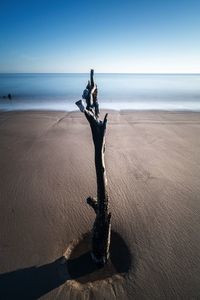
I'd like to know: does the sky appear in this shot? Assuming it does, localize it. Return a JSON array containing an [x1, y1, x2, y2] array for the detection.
[[0, 0, 200, 73]]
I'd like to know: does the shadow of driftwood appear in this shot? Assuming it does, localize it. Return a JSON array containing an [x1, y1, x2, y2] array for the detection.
[[0, 256, 68, 299], [0, 254, 96, 300], [0, 232, 132, 299]]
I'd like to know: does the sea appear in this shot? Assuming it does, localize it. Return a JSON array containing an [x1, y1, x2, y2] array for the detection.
[[0, 73, 200, 111]]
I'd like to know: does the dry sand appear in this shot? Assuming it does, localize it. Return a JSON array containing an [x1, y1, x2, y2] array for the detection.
[[0, 110, 200, 299]]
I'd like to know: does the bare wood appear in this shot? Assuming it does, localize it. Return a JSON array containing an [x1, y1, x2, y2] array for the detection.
[[75, 69, 111, 267]]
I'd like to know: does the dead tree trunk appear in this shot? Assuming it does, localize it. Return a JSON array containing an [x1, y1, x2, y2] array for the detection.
[[75, 70, 111, 267]]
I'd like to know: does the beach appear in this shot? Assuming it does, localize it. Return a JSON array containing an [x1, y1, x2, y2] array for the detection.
[[0, 110, 200, 299]]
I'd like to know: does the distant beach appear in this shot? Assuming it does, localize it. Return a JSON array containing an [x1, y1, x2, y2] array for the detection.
[[0, 73, 200, 111], [0, 110, 200, 299]]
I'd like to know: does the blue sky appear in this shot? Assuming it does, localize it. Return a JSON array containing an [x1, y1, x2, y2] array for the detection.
[[0, 0, 200, 73]]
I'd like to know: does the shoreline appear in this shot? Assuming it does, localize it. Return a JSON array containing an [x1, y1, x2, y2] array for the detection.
[[1, 108, 200, 113]]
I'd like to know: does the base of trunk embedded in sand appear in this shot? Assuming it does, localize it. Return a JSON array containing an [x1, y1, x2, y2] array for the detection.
[[62, 231, 131, 291]]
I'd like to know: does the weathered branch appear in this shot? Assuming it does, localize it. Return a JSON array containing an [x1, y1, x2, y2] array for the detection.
[[76, 69, 111, 267]]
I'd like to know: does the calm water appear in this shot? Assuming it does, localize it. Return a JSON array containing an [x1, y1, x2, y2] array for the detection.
[[0, 73, 200, 111]]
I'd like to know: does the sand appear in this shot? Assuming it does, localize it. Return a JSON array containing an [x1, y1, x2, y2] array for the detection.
[[0, 110, 200, 299]]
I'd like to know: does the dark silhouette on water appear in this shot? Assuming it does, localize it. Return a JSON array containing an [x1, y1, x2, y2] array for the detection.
[[2, 94, 12, 100], [0, 232, 132, 299]]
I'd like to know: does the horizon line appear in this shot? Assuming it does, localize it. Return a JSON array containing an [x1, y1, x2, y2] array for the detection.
[[1, 72, 200, 75]]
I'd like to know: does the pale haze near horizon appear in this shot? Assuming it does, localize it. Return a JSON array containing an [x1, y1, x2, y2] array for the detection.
[[0, 0, 200, 74]]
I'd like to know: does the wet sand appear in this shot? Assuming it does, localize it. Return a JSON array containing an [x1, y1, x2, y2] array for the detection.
[[0, 110, 200, 299]]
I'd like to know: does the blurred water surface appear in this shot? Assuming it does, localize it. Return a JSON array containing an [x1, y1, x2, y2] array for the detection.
[[0, 73, 200, 111]]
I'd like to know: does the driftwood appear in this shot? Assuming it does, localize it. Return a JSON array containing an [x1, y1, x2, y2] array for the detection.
[[76, 70, 111, 267]]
